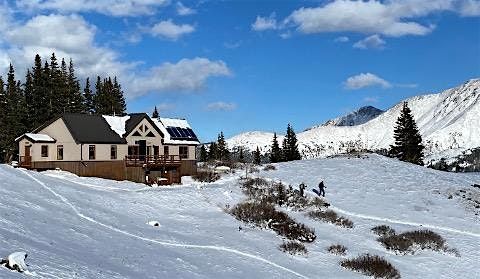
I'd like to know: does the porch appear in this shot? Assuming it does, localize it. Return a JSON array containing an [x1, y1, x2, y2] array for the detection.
[[124, 155, 182, 168]]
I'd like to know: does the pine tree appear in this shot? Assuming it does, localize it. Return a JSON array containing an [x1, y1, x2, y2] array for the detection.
[[254, 147, 261, 165], [112, 77, 127, 116], [239, 147, 245, 163], [0, 76, 6, 161], [270, 132, 282, 163], [94, 76, 105, 114], [208, 142, 218, 161], [199, 145, 208, 162], [217, 132, 230, 161], [83, 78, 95, 114], [280, 124, 301, 161], [23, 70, 34, 130], [389, 102, 424, 165], [31, 54, 49, 128], [49, 53, 62, 116], [67, 58, 84, 113], [152, 106, 159, 118]]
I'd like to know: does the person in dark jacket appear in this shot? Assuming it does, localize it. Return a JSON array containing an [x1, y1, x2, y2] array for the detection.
[[318, 181, 326, 197]]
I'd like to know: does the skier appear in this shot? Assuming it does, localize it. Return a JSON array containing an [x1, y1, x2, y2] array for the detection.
[[318, 181, 326, 197]]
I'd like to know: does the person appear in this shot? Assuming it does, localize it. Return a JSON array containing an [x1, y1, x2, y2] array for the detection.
[[318, 181, 326, 197]]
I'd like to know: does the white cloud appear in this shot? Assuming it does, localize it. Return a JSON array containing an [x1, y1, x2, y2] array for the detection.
[[363, 96, 379, 103], [344, 73, 392, 90], [0, 14, 231, 99], [150, 20, 195, 40], [176, 2, 196, 16], [129, 58, 231, 97], [283, 0, 461, 37], [15, 0, 170, 17], [334, 36, 349, 43], [459, 0, 480, 16], [251, 13, 277, 31], [353, 34, 386, 49], [206, 101, 237, 111]]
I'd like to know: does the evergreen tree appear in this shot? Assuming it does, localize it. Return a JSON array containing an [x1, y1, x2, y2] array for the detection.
[[0, 76, 6, 161], [281, 124, 301, 161], [152, 106, 159, 118], [270, 132, 282, 163], [112, 77, 126, 116], [216, 132, 230, 161], [239, 147, 245, 163], [23, 70, 34, 130], [31, 54, 49, 128], [208, 142, 218, 161], [389, 102, 424, 165], [94, 76, 106, 114], [48, 53, 62, 116], [83, 77, 95, 114], [253, 147, 261, 165], [67, 58, 84, 113], [199, 145, 208, 162]]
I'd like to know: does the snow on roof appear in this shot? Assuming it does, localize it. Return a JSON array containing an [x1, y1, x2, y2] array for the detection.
[[103, 115, 131, 137], [16, 133, 55, 142], [159, 117, 191, 129]]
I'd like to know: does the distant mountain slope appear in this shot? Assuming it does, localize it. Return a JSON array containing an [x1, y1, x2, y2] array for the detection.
[[307, 106, 384, 129], [227, 79, 480, 166]]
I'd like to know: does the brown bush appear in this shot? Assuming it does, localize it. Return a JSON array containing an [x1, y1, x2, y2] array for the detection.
[[280, 241, 307, 255], [327, 244, 347, 256], [372, 225, 396, 237], [378, 229, 446, 254], [230, 201, 316, 242], [308, 210, 354, 228], [192, 170, 220, 182], [341, 254, 401, 279], [263, 164, 277, 171]]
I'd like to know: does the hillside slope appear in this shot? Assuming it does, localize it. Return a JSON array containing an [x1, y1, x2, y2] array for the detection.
[[307, 106, 384, 129], [1, 156, 480, 278], [227, 79, 480, 165]]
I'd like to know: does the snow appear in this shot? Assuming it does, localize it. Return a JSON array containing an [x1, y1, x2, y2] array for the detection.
[[227, 79, 480, 164], [309, 106, 384, 128], [159, 117, 191, 129], [1, 155, 479, 278], [103, 115, 131, 137], [6, 252, 28, 272], [151, 118, 200, 145], [15, 133, 55, 142]]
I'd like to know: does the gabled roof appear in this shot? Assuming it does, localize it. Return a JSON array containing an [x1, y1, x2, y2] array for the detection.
[[124, 113, 164, 138], [62, 114, 127, 144], [15, 133, 56, 143]]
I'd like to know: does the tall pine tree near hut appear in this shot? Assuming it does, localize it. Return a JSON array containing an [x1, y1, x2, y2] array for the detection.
[[281, 124, 301, 161], [389, 102, 424, 165], [216, 132, 230, 161], [270, 132, 282, 163]]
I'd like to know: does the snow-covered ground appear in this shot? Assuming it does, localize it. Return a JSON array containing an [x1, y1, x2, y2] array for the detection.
[[1, 155, 480, 278], [227, 79, 480, 164]]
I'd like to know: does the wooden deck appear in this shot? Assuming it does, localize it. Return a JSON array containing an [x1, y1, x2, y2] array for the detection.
[[125, 155, 182, 168]]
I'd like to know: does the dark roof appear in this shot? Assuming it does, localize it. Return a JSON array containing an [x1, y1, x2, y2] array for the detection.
[[125, 113, 164, 138], [61, 114, 127, 144]]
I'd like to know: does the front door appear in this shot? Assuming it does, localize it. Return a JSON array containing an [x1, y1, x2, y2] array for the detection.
[[139, 140, 147, 160], [24, 145, 31, 167]]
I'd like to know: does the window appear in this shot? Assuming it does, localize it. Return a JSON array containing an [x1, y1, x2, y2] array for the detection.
[[179, 146, 188, 159], [164, 146, 169, 157], [111, 145, 117, 160], [128, 145, 139, 156], [153, 146, 159, 156], [57, 145, 64, 160], [41, 145, 48, 157], [89, 145, 96, 160]]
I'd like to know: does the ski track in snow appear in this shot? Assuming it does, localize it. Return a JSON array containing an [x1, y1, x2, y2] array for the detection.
[[329, 205, 480, 238], [20, 170, 309, 279]]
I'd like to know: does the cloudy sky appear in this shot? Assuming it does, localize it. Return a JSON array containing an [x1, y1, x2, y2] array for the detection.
[[0, 0, 479, 141]]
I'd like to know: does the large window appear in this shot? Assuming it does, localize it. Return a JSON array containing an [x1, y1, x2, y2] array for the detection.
[[111, 145, 117, 160], [57, 145, 63, 160], [179, 146, 188, 159], [89, 145, 96, 160], [41, 145, 48, 157]]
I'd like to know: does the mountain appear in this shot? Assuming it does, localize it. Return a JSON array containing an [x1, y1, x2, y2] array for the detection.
[[226, 79, 480, 168], [307, 106, 384, 129]]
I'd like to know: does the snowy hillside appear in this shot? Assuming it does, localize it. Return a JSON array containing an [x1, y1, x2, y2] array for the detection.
[[227, 79, 480, 165], [307, 106, 384, 129], [1, 155, 480, 278]]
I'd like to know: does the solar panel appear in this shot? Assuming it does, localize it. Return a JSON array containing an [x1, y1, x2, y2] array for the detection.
[[166, 126, 198, 141], [177, 128, 187, 138]]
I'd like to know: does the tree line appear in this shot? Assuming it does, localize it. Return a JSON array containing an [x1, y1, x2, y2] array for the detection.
[[199, 103, 424, 167], [0, 53, 127, 162]]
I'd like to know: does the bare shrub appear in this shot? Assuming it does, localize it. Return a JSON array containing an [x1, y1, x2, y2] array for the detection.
[[341, 254, 401, 279], [230, 201, 316, 242], [378, 229, 447, 254], [263, 164, 276, 171], [327, 244, 347, 256], [249, 167, 260, 173], [308, 210, 354, 228], [280, 241, 307, 255], [192, 170, 220, 183], [372, 225, 396, 237]]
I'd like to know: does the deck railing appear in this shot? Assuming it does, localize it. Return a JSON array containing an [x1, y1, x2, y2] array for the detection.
[[125, 155, 182, 167]]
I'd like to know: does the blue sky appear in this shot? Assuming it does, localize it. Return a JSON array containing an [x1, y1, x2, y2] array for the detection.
[[0, 0, 479, 142]]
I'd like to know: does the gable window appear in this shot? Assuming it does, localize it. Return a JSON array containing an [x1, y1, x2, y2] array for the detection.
[[179, 146, 188, 159], [89, 145, 96, 160], [41, 145, 48, 157], [57, 145, 64, 160], [111, 145, 117, 160]]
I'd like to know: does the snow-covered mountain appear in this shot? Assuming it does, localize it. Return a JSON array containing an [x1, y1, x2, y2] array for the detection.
[[227, 79, 480, 166], [307, 106, 384, 129]]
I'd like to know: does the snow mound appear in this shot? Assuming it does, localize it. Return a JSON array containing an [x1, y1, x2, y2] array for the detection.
[[147, 221, 161, 227], [2, 252, 28, 272]]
